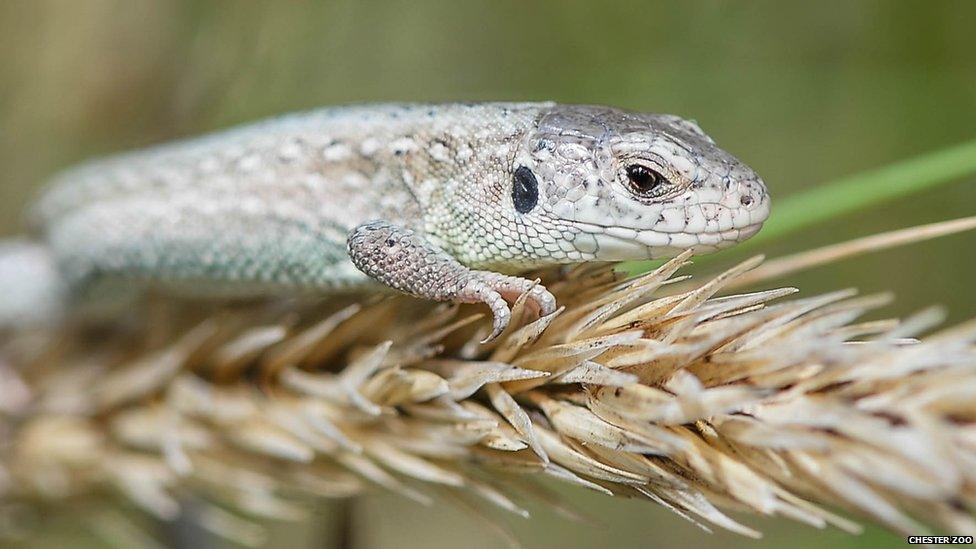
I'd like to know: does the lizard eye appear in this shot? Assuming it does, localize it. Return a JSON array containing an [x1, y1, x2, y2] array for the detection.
[[625, 164, 669, 197]]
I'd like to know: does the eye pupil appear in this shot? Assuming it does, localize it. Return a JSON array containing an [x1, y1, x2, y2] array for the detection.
[[626, 165, 663, 192]]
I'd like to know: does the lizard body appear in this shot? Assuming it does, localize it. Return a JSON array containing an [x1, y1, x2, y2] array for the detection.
[[25, 102, 770, 338]]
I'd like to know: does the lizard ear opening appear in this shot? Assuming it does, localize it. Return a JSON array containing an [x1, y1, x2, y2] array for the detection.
[[512, 166, 539, 213]]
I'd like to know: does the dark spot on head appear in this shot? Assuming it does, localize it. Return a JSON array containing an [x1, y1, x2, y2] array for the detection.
[[386, 239, 396, 247], [532, 139, 554, 153], [512, 166, 539, 214], [740, 195, 754, 207]]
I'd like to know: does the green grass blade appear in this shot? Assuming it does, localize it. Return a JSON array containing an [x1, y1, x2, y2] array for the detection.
[[744, 137, 976, 249]]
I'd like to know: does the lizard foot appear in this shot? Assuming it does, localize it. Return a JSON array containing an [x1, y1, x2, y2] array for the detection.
[[460, 272, 557, 343], [347, 221, 555, 343]]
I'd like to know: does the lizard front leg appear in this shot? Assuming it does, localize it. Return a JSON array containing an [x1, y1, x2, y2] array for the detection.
[[347, 220, 556, 342]]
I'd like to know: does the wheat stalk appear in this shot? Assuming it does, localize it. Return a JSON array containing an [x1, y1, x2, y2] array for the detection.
[[1, 222, 975, 547]]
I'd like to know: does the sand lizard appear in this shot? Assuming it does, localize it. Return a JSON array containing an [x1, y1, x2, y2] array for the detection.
[[8, 103, 770, 339]]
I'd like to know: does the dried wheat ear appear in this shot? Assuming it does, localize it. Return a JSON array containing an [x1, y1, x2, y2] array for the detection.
[[2, 249, 975, 546]]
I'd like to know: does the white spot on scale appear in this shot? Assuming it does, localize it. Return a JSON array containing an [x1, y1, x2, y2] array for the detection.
[[322, 144, 351, 162], [341, 172, 369, 187], [417, 178, 439, 199], [390, 137, 417, 155], [278, 141, 302, 162], [300, 173, 329, 191], [429, 142, 450, 163], [360, 138, 381, 156], [493, 143, 511, 160]]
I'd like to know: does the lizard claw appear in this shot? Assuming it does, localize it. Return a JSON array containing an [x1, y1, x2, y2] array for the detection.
[[461, 273, 557, 343]]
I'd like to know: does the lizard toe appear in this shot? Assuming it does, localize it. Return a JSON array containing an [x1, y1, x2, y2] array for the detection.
[[473, 271, 558, 318], [480, 290, 511, 343], [460, 278, 512, 343], [526, 284, 557, 317]]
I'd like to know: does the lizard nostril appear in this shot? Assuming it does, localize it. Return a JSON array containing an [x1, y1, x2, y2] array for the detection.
[[740, 195, 754, 207]]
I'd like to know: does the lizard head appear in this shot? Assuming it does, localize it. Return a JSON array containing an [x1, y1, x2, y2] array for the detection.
[[503, 104, 770, 264]]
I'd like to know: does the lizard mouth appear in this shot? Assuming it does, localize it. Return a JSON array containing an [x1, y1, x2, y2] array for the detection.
[[563, 192, 770, 261], [570, 217, 766, 261]]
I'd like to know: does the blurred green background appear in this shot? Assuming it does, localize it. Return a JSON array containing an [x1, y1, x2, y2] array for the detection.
[[1, 1, 974, 548]]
